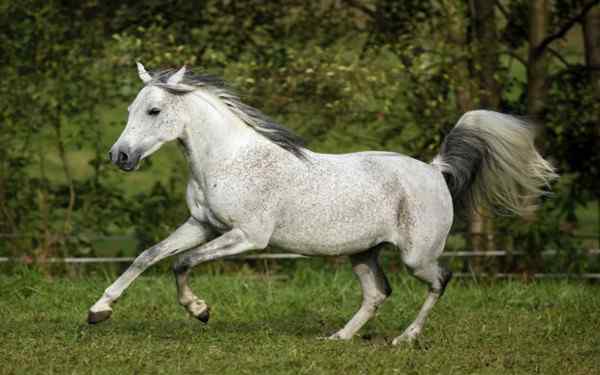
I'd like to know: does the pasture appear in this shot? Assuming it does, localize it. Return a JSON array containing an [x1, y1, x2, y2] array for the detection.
[[1, 263, 599, 374]]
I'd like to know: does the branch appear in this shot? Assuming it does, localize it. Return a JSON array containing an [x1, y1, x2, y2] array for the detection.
[[496, 0, 576, 69], [494, 0, 511, 21], [499, 50, 528, 67], [547, 47, 572, 67], [340, 0, 375, 18], [536, 1, 599, 55], [548, 64, 600, 80]]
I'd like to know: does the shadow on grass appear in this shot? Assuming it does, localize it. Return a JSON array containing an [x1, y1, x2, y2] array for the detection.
[[7, 308, 365, 342]]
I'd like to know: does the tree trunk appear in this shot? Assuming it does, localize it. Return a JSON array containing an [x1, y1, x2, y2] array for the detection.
[[472, 0, 501, 109], [522, 0, 551, 231], [527, 0, 551, 127], [582, 4, 600, 243], [583, 4, 600, 92], [447, 1, 489, 270], [52, 109, 76, 237], [36, 152, 53, 273], [447, 2, 477, 111], [471, 0, 501, 259]]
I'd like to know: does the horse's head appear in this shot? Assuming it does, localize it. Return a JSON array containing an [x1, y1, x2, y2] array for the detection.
[[110, 63, 306, 171], [109, 63, 192, 171]]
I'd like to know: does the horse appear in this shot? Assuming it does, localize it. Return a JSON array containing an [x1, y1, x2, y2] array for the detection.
[[88, 63, 556, 344]]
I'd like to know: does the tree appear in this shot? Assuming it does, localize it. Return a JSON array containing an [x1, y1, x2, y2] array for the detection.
[[0, 0, 123, 260], [582, 3, 600, 239]]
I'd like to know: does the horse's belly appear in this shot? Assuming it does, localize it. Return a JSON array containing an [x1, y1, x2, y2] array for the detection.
[[269, 197, 397, 256], [269, 226, 384, 256]]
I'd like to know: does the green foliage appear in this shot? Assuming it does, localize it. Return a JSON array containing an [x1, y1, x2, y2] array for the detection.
[[0, 0, 597, 271], [546, 68, 599, 197], [0, 0, 127, 259], [130, 179, 189, 251]]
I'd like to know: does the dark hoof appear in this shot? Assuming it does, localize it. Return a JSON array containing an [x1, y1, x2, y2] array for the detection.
[[196, 308, 210, 323], [88, 310, 112, 324]]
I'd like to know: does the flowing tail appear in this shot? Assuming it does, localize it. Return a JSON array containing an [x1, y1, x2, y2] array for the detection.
[[432, 110, 558, 216]]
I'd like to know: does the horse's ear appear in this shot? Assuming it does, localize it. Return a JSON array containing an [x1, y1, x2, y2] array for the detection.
[[167, 66, 186, 85], [136, 62, 152, 84]]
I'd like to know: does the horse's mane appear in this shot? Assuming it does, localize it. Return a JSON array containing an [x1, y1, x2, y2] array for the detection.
[[149, 69, 306, 160]]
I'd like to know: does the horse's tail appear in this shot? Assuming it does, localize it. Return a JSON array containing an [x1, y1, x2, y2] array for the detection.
[[431, 110, 557, 216]]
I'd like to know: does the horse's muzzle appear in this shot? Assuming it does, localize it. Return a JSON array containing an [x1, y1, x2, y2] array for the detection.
[[109, 144, 141, 172]]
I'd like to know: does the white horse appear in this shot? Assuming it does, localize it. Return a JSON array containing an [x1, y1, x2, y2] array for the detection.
[[88, 63, 556, 344]]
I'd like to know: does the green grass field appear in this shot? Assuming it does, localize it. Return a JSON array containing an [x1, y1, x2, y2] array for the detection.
[[1, 264, 599, 374]]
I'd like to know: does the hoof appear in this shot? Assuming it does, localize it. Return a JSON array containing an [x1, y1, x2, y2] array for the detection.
[[392, 336, 412, 345], [326, 332, 352, 341], [186, 299, 210, 323], [392, 333, 419, 346], [196, 308, 210, 323], [87, 309, 112, 324]]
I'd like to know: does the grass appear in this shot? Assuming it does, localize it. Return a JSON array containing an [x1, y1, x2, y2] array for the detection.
[[1, 264, 599, 374]]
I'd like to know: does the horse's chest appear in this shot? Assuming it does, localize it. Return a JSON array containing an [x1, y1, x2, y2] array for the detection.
[[188, 197, 231, 232], [186, 181, 237, 232], [204, 208, 232, 232]]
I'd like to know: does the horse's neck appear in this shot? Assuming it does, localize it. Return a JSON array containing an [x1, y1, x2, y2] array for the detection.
[[179, 91, 260, 181]]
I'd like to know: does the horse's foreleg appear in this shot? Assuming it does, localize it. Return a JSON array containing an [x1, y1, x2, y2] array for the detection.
[[172, 228, 264, 321], [329, 247, 391, 340], [88, 218, 213, 324]]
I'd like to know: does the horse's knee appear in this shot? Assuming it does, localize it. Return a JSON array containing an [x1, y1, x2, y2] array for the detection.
[[132, 244, 163, 270]]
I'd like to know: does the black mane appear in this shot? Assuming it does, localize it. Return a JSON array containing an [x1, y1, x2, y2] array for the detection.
[[150, 69, 306, 159]]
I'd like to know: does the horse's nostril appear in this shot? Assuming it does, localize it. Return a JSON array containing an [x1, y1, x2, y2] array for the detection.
[[118, 151, 129, 163]]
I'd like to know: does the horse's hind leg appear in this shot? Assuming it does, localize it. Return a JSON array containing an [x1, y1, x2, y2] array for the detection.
[[329, 246, 391, 340], [392, 244, 452, 344]]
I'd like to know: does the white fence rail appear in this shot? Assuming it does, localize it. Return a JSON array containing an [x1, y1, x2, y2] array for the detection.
[[2, 250, 600, 279], [2, 249, 599, 263]]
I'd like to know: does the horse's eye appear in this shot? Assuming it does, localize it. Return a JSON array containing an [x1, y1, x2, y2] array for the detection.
[[147, 108, 161, 116]]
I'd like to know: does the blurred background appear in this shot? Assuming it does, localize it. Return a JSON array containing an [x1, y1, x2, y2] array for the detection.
[[0, 0, 598, 276]]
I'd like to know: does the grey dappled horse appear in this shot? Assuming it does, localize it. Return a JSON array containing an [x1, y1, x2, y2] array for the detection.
[[88, 63, 556, 344]]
